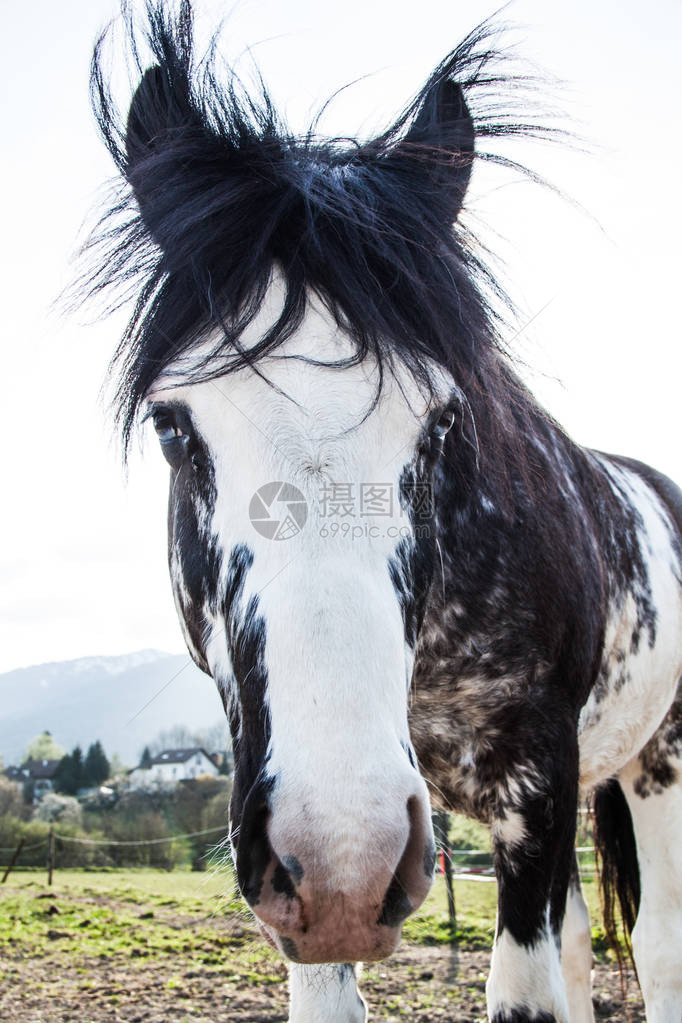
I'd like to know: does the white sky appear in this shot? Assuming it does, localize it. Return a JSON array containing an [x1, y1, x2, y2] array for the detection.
[[1, 0, 680, 673]]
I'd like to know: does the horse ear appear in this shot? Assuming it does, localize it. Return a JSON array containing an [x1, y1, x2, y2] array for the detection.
[[127, 66, 176, 169], [125, 65, 199, 241], [403, 77, 474, 222]]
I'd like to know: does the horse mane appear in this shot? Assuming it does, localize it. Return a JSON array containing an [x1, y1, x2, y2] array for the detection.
[[81, 0, 562, 494]]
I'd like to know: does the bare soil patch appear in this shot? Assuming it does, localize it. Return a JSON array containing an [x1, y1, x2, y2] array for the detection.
[[0, 914, 645, 1022]]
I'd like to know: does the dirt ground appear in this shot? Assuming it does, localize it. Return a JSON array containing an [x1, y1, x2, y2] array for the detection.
[[0, 925, 645, 1023]]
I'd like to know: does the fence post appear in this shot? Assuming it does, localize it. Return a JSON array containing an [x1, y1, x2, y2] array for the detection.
[[47, 826, 55, 887], [1, 837, 25, 884]]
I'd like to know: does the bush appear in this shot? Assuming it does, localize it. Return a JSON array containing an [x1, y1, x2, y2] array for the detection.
[[437, 813, 492, 870], [101, 807, 184, 870], [449, 814, 491, 852], [0, 814, 111, 869], [170, 777, 231, 870], [0, 815, 50, 867], [0, 777, 28, 820], [0, 775, 233, 873], [34, 793, 83, 828]]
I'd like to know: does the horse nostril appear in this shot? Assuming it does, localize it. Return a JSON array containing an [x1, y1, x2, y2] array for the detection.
[[236, 785, 273, 907], [378, 874, 413, 927], [378, 795, 434, 928]]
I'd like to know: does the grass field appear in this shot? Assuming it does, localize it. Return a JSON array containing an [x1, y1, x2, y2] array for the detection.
[[0, 865, 613, 959], [0, 867, 641, 1022]]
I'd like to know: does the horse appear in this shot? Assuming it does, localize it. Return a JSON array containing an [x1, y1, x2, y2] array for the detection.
[[83, 4, 682, 1021]]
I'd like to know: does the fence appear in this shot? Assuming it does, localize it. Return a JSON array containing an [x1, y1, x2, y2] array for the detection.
[[0, 824, 229, 879], [1, 826, 598, 886]]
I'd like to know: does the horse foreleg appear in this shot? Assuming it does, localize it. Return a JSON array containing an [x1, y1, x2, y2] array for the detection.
[[288, 962, 367, 1023], [560, 854, 594, 1023], [485, 751, 578, 1023]]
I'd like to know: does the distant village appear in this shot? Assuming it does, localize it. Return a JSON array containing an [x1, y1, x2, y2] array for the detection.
[[3, 732, 232, 802], [4, 730, 232, 805], [0, 729, 234, 870]]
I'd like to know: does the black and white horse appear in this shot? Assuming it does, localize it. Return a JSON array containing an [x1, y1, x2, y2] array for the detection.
[[85, 5, 682, 1021]]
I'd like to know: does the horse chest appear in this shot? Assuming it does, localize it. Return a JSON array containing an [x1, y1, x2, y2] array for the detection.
[[408, 625, 544, 820]]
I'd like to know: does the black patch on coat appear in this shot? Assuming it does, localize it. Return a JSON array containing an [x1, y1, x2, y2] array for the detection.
[[235, 779, 272, 907], [223, 545, 273, 842], [388, 432, 450, 650], [632, 680, 682, 798], [401, 741, 417, 769], [388, 535, 433, 651], [281, 855, 304, 885], [491, 1012, 556, 1023], [272, 863, 297, 899], [165, 409, 221, 672], [279, 937, 300, 962]]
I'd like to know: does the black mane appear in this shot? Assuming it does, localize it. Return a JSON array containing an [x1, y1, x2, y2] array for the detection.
[[83, 0, 560, 486]]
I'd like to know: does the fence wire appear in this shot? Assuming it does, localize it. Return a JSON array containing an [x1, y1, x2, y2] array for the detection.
[[0, 841, 48, 853], [53, 825, 227, 846], [1, 829, 598, 884]]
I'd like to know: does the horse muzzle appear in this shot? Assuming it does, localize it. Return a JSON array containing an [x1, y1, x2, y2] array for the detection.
[[234, 778, 435, 963]]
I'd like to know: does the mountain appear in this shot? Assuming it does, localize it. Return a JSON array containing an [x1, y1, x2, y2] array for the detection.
[[0, 650, 226, 767]]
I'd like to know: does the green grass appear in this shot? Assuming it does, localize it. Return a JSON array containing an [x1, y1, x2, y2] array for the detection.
[[0, 866, 610, 959], [0, 866, 630, 1022], [0, 868, 250, 964]]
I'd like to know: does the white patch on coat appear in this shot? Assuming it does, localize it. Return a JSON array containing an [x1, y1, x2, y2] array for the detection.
[[491, 810, 526, 848], [578, 457, 682, 791], [620, 756, 682, 1021], [487, 911, 569, 1023], [561, 879, 594, 1023], [289, 963, 366, 1023]]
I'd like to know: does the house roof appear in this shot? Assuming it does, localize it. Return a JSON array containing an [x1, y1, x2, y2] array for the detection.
[[5, 758, 61, 780], [146, 747, 212, 767]]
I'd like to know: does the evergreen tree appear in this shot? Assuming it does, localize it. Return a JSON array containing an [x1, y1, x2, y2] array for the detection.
[[53, 753, 75, 795], [71, 746, 84, 792], [140, 746, 153, 769], [53, 746, 85, 796], [84, 741, 110, 787]]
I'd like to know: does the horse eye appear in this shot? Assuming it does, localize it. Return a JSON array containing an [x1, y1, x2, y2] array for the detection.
[[153, 412, 185, 445], [433, 410, 455, 440]]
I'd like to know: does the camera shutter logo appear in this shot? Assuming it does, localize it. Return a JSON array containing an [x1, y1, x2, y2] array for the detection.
[[249, 482, 308, 540]]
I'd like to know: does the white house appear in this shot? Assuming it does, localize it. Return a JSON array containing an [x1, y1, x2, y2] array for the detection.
[[128, 747, 219, 790]]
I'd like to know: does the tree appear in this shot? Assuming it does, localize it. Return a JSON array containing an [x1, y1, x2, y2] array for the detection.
[[83, 741, 110, 787], [147, 723, 230, 759], [22, 731, 65, 764], [108, 753, 127, 778], [147, 726, 194, 756], [34, 793, 82, 828], [140, 746, 152, 769], [53, 746, 84, 796]]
